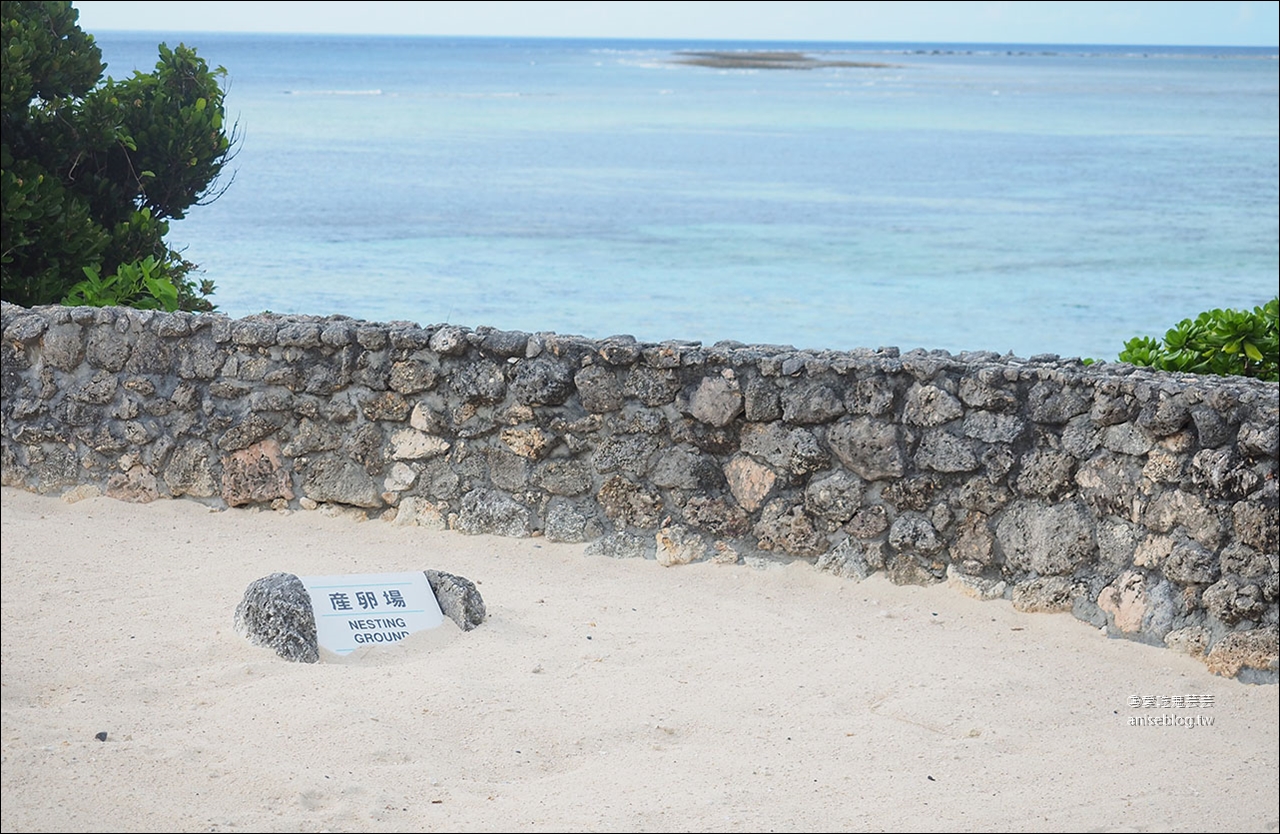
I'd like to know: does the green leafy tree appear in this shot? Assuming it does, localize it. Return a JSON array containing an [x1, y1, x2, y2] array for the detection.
[[1117, 298, 1279, 382], [1, 0, 234, 311]]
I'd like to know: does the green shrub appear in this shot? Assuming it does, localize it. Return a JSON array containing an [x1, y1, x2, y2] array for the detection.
[[1117, 298, 1279, 382], [61, 254, 179, 311], [1, 0, 233, 311]]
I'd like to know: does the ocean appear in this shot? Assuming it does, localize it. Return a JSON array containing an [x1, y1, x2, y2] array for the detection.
[[94, 34, 1278, 360]]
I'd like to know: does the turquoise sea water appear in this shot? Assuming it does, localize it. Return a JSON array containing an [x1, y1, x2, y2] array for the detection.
[[95, 34, 1278, 359]]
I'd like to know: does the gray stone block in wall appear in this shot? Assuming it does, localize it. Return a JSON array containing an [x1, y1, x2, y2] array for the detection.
[[689, 375, 744, 427], [475, 327, 529, 357], [996, 501, 1097, 576], [754, 499, 828, 556], [592, 433, 661, 477], [903, 383, 964, 426], [235, 569, 487, 662], [544, 499, 605, 542], [888, 511, 945, 555], [739, 423, 828, 477], [511, 357, 576, 405], [916, 429, 979, 473], [1138, 396, 1191, 436], [299, 454, 383, 508], [1238, 417, 1279, 458], [455, 488, 534, 537], [574, 364, 625, 413], [804, 470, 865, 523], [815, 537, 876, 580], [585, 530, 653, 560], [780, 381, 846, 425], [2, 310, 49, 343], [827, 417, 905, 481]]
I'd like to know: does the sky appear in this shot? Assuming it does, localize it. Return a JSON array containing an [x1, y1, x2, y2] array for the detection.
[[73, 1, 1280, 46]]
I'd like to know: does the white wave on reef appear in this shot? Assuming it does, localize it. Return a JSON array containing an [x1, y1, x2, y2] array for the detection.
[[284, 89, 383, 95], [436, 92, 524, 98]]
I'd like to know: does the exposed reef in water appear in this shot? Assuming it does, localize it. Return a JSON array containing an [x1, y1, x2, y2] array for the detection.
[[672, 50, 896, 70]]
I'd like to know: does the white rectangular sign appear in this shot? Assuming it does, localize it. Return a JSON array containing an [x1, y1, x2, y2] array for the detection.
[[298, 572, 445, 656]]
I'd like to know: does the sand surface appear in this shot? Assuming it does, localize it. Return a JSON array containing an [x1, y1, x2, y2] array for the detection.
[[2, 486, 1277, 832]]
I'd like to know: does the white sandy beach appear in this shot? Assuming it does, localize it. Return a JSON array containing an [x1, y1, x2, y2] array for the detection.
[[2, 485, 1277, 832]]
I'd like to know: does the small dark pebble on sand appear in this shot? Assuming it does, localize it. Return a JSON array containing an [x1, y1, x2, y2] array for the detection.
[[95, 732, 108, 742]]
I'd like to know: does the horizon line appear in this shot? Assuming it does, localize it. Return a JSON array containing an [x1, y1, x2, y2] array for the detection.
[[88, 30, 1280, 50]]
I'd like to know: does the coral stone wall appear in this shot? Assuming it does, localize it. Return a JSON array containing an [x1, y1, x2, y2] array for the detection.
[[2, 302, 1276, 680]]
